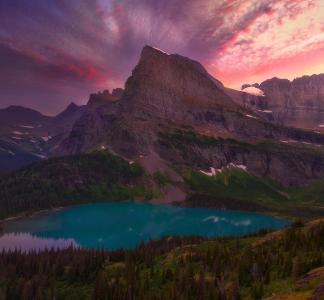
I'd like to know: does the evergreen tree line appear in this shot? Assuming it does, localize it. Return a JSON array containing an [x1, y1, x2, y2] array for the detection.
[[0, 223, 323, 299], [0, 151, 147, 219]]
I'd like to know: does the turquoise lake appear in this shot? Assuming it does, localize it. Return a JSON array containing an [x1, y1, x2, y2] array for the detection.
[[0, 202, 288, 251]]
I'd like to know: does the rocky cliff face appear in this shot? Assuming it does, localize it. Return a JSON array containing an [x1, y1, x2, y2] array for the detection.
[[87, 89, 123, 108], [57, 46, 324, 187], [241, 74, 324, 129], [123, 46, 237, 118], [157, 129, 324, 187]]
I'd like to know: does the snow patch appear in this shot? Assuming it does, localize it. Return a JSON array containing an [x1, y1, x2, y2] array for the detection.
[[152, 47, 169, 55], [229, 163, 247, 171], [281, 140, 318, 146], [258, 109, 273, 113], [19, 125, 34, 129], [7, 149, 15, 156], [200, 167, 217, 176], [11, 136, 22, 140], [129, 160, 134, 165], [319, 125, 324, 128], [32, 153, 46, 159], [242, 86, 265, 97], [200, 163, 247, 176], [280, 139, 301, 144], [12, 131, 24, 135], [0, 147, 15, 156], [41, 136, 52, 142], [245, 114, 258, 119]]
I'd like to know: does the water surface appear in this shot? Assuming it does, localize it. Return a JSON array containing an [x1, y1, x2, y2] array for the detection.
[[1, 202, 288, 251]]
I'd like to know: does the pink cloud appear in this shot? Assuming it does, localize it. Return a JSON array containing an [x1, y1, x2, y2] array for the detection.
[[1, 0, 323, 113]]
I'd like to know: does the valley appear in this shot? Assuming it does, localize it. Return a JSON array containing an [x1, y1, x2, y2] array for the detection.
[[0, 46, 323, 300], [2, 1, 324, 299]]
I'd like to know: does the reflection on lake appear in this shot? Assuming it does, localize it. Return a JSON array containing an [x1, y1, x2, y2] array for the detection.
[[0, 232, 77, 251]]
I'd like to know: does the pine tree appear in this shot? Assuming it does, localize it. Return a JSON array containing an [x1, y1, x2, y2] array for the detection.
[[93, 271, 108, 300], [291, 255, 302, 281]]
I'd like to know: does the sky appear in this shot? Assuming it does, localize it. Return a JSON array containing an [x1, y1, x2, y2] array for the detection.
[[0, 0, 323, 115]]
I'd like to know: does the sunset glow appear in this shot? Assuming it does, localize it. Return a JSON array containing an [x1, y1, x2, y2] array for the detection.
[[0, 0, 323, 114]]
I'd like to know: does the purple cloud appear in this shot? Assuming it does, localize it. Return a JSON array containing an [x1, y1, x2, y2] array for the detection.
[[0, 0, 322, 114]]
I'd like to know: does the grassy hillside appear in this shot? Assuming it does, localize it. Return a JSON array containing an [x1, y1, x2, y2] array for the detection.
[[1, 220, 324, 299], [0, 147, 323, 220], [184, 169, 289, 210], [0, 150, 153, 219], [290, 179, 324, 204], [159, 128, 324, 158], [156, 128, 324, 217], [184, 168, 324, 218]]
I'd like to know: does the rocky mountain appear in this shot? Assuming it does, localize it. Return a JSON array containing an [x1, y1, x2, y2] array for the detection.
[[58, 46, 324, 188], [0, 139, 40, 173], [2, 45, 324, 191], [1, 45, 324, 215], [87, 89, 123, 108], [50, 102, 84, 132], [239, 74, 324, 130], [0, 102, 85, 172]]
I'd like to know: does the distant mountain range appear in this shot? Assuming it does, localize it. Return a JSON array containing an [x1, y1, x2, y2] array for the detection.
[[1, 46, 324, 215], [239, 74, 324, 130], [0, 102, 85, 172]]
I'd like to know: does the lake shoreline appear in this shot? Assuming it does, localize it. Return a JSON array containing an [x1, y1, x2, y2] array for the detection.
[[0, 202, 289, 251], [0, 198, 294, 228], [0, 206, 64, 226]]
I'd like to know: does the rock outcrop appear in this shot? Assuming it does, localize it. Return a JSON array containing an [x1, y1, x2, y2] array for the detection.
[[157, 129, 324, 187], [87, 89, 122, 108], [240, 74, 324, 129]]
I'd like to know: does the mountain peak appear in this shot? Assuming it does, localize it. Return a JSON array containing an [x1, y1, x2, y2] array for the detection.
[[140, 45, 169, 59], [54, 102, 83, 121], [56, 102, 79, 115], [5, 105, 42, 114], [67, 102, 78, 109], [122, 45, 237, 119], [137, 45, 224, 90], [0, 105, 49, 126]]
